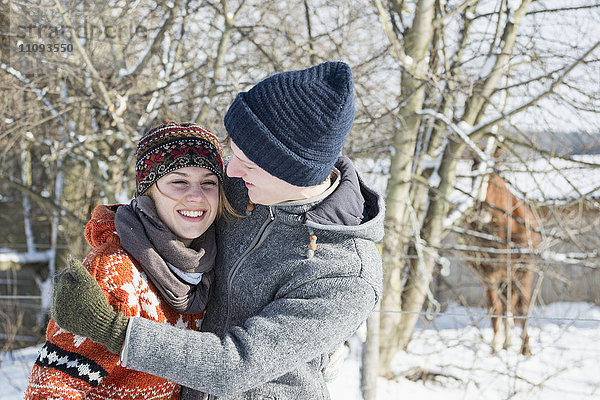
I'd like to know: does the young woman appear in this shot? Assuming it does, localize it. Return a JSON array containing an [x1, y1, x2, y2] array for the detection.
[[25, 122, 235, 400]]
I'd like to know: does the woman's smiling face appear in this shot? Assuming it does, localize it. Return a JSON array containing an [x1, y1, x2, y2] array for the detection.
[[148, 166, 220, 246]]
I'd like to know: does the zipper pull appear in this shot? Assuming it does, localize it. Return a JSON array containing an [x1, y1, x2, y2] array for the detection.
[[269, 206, 275, 221]]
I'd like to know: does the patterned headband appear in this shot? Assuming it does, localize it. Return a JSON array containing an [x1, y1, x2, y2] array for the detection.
[[135, 122, 224, 196]]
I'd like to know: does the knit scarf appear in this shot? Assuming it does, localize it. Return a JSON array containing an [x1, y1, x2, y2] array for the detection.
[[114, 196, 215, 314]]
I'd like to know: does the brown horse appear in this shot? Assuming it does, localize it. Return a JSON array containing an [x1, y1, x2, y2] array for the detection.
[[468, 164, 540, 356]]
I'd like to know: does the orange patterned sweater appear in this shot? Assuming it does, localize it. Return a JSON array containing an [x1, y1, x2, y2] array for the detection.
[[25, 205, 206, 400]]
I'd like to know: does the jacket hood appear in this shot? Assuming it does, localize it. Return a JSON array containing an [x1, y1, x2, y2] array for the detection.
[[276, 156, 385, 242], [85, 204, 122, 249]]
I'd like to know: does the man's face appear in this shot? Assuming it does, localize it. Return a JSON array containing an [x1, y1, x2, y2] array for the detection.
[[226, 141, 306, 205]]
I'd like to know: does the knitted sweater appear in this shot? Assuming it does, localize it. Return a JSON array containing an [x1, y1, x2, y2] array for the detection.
[[121, 156, 384, 399], [25, 205, 206, 400]]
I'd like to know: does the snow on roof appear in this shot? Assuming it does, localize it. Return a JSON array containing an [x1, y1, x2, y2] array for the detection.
[[357, 155, 600, 206], [499, 155, 600, 203]]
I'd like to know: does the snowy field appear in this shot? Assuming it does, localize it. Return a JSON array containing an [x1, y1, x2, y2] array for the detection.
[[2, 302, 599, 399]]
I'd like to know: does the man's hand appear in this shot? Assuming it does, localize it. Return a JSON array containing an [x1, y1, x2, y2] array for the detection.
[[52, 258, 129, 354]]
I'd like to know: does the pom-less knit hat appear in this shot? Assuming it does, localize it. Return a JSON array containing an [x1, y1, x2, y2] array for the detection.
[[224, 61, 355, 187], [135, 122, 224, 196]]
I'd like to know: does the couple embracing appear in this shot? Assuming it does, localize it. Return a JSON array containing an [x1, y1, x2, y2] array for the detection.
[[26, 61, 384, 400]]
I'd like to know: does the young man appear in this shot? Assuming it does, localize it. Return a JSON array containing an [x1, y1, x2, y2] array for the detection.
[[52, 61, 384, 400]]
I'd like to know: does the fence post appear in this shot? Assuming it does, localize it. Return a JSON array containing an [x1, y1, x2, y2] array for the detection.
[[361, 306, 379, 400]]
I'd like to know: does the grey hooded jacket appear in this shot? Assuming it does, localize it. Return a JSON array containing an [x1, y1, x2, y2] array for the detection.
[[121, 156, 384, 399]]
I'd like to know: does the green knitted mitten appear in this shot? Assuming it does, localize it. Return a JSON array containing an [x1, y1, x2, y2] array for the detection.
[[52, 258, 129, 354]]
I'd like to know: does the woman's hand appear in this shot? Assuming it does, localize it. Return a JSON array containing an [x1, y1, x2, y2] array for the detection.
[[52, 258, 129, 354]]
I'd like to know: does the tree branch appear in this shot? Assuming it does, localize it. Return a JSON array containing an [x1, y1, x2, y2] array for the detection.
[[52, 0, 135, 140], [470, 40, 600, 136], [0, 173, 86, 225]]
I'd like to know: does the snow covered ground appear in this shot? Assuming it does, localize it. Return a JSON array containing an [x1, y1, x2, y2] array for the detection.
[[2, 302, 599, 399]]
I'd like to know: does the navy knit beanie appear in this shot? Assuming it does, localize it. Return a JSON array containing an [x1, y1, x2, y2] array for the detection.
[[224, 61, 355, 187]]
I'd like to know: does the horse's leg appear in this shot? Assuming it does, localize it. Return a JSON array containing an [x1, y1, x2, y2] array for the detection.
[[517, 268, 534, 356], [501, 269, 520, 350], [503, 309, 514, 350], [485, 280, 504, 353], [502, 284, 516, 351]]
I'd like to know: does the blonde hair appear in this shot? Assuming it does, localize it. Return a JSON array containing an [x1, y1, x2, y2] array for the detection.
[[218, 184, 244, 220]]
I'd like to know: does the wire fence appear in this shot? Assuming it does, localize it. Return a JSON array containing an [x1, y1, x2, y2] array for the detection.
[[373, 309, 600, 323], [1, 293, 599, 323]]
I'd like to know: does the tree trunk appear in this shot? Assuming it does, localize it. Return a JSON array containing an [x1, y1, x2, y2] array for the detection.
[[378, 0, 436, 376], [395, 151, 456, 348], [20, 139, 35, 254], [390, 0, 536, 358], [194, 0, 235, 124]]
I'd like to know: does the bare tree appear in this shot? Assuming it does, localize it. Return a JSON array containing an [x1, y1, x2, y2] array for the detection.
[[372, 0, 600, 378]]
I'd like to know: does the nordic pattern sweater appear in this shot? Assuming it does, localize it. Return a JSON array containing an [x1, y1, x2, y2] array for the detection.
[[25, 205, 206, 400], [120, 157, 385, 399]]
